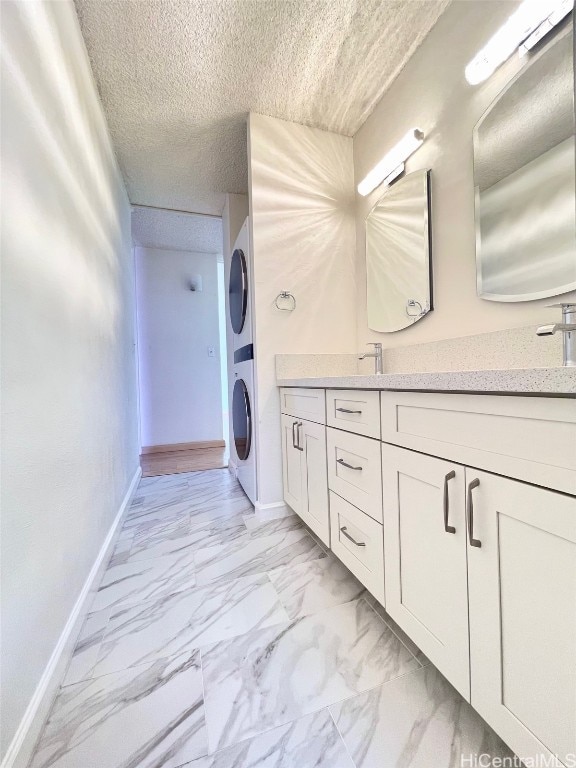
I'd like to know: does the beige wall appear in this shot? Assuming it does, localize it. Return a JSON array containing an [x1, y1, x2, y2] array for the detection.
[[354, 0, 576, 350], [1, 1, 139, 761], [135, 247, 223, 447], [248, 113, 357, 506]]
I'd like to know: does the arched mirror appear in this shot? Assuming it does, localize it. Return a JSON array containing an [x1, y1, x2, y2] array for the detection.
[[473, 26, 576, 301], [366, 169, 433, 333]]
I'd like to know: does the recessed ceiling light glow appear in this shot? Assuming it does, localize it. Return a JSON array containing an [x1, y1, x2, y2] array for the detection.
[[357, 129, 424, 197], [465, 0, 574, 85]]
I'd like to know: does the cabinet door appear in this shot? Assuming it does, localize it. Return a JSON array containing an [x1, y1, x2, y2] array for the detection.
[[281, 413, 303, 516], [382, 443, 470, 699], [467, 470, 576, 766], [300, 420, 329, 546]]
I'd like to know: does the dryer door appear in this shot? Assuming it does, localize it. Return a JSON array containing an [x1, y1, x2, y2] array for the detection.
[[229, 248, 248, 334], [232, 378, 252, 461]]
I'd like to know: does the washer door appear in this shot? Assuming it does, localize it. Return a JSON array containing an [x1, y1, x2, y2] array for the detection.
[[232, 378, 252, 461], [229, 248, 248, 335]]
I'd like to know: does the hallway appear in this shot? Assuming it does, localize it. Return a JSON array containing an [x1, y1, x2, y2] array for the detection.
[[29, 470, 510, 768]]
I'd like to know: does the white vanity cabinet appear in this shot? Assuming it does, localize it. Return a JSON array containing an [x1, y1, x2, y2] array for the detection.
[[467, 470, 576, 766], [380, 392, 576, 765], [280, 391, 329, 546], [279, 382, 576, 766]]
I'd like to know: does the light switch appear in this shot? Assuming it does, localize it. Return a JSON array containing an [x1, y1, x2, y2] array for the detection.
[[207, 346, 216, 358]]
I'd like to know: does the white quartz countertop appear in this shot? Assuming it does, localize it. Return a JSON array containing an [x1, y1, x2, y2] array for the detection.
[[277, 367, 576, 395]]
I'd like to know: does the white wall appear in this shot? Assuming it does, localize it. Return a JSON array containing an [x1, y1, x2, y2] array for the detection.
[[248, 113, 357, 506], [0, 1, 139, 761], [135, 247, 224, 447], [354, 1, 576, 349], [221, 194, 249, 463]]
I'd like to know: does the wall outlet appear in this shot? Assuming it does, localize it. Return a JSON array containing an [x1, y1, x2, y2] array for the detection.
[[207, 346, 216, 358]]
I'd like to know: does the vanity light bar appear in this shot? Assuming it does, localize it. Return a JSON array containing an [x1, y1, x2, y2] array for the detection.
[[519, 0, 574, 54], [465, 0, 574, 85], [382, 162, 405, 188], [357, 130, 424, 197]]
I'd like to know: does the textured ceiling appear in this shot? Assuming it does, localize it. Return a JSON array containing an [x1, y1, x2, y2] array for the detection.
[[131, 207, 223, 253], [76, 0, 449, 217]]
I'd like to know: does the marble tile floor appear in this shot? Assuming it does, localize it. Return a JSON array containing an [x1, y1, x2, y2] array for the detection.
[[29, 468, 513, 768]]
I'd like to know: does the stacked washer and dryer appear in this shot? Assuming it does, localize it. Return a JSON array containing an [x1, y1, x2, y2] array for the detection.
[[228, 219, 257, 504]]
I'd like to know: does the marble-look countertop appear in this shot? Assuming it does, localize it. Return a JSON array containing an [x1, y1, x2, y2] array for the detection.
[[277, 367, 576, 395]]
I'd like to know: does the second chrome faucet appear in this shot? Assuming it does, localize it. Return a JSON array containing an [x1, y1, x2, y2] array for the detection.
[[358, 342, 383, 374]]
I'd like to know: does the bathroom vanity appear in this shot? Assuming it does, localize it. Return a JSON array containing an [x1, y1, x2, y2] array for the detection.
[[279, 376, 576, 766], [276, 15, 576, 766]]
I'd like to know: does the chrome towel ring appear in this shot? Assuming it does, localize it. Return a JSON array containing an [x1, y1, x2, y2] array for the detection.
[[274, 291, 296, 311]]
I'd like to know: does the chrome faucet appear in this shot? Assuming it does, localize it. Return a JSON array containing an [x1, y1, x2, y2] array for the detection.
[[358, 342, 383, 374], [536, 303, 576, 367]]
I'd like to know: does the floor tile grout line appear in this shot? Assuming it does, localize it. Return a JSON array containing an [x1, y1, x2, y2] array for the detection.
[[199, 661, 429, 763], [82, 560, 366, 685], [359, 596, 424, 668], [334, 663, 428, 709], [328, 708, 360, 768], [62, 578, 294, 690], [325, 666, 434, 767], [197, 646, 210, 760]]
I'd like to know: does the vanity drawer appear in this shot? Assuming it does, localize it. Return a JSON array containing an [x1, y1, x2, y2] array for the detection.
[[381, 391, 576, 495], [326, 389, 380, 438], [280, 387, 326, 425], [327, 427, 383, 522], [330, 492, 385, 604]]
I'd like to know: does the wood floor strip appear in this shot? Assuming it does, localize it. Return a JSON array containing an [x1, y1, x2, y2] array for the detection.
[[140, 446, 228, 477], [141, 440, 226, 455]]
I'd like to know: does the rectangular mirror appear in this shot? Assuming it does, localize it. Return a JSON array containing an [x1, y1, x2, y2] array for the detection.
[[366, 169, 432, 333], [473, 25, 576, 302]]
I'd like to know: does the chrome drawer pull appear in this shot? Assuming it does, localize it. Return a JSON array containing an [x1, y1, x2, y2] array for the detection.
[[337, 458, 362, 471], [443, 470, 456, 534], [336, 407, 362, 414], [467, 478, 481, 548], [340, 526, 366, 547]]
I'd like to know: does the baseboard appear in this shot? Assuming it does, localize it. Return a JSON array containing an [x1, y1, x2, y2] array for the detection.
[[141, 440, 225, 455], [253, 500, 295, 521], [1, 466, 142, 768]]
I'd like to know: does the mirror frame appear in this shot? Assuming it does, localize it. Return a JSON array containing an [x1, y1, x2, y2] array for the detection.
[[365, 169, 433, 333]]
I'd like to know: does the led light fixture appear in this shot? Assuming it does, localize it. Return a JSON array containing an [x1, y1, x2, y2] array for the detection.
[[465, 0, 574, 85], [357, 129, 424, 197]]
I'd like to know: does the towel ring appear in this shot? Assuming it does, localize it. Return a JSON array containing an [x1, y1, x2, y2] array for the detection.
[[274, 291, 296, 311], [405, 298, 428, 322]]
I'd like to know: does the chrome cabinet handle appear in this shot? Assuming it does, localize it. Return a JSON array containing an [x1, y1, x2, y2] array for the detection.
[[296, 422, 304, 451], [443, 470, 456, 534], [340, 526, 366, 547], [292, 421, 298, 449], [337, 458, 362, 471], [467, 478, 481, 548], [336, 407, 362, 414]]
